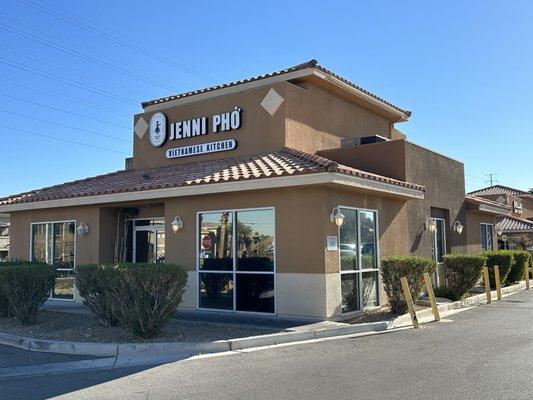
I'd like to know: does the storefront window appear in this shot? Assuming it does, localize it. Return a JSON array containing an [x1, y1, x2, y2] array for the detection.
[[198, 208, 275, 313], [481, 223, 494, 251], [236, 209, 274, 271], [31, 221, 75, 300], [339, 208, 379, 313]]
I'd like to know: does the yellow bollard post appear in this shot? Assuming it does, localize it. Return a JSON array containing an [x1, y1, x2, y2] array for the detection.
[[400, 277, 419, 328], [423, 272, 440, 321], [483, 266, 492, 304], [494, 265, 502, 300], [524, 262, 530, 290]]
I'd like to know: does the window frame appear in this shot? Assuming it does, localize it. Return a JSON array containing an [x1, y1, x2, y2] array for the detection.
[[195, 206, 276, 315], [480, 223, 494, 251], [337, 206, 381, 315], [29, 219, 77, 302]]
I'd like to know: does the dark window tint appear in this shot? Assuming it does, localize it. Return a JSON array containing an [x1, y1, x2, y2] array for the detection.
[[199, 273, 233, 310], [236, 273, 274, 313]]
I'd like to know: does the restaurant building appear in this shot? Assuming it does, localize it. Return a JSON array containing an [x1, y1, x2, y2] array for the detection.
[[0, 60, 510, 318]]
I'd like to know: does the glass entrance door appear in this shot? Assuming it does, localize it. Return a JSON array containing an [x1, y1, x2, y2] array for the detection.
[[131, 219, 165, 263]]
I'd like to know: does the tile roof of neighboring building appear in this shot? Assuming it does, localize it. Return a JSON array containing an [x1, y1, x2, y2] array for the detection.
[[0, 147, 425, 206], [141, 59, 411, 117], [497, 215, 533, 233], [468, 185, 528, 197], [465, 195, 511, 211]]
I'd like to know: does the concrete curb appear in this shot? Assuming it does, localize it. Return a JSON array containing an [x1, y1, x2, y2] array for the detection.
[[388, 280, 530, 328], [0, 320, 389, 363]]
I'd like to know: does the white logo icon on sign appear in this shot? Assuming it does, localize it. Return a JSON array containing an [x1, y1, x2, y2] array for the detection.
[[149, 112, 167, 147]]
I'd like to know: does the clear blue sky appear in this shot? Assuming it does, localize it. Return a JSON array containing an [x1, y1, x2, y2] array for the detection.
[[0, 0, 531, 198]]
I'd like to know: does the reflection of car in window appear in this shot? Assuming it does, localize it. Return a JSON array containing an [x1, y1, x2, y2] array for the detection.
[[361, 242, 374, 254], [340, 244, 357, 257]]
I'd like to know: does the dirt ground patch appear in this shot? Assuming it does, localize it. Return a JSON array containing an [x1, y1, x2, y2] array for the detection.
[[0, 310, 282, 343]]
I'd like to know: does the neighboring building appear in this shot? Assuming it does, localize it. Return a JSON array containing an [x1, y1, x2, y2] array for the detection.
[[0, 60, 508, 318], [469, 185, 533, 250], [0, 214, 9, 261]]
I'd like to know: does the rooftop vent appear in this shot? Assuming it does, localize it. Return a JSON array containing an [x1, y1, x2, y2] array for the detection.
[[341, 135, 389, 148]]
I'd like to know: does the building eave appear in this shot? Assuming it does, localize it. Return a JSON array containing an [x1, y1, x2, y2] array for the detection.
[[0, 172, 424, 213]]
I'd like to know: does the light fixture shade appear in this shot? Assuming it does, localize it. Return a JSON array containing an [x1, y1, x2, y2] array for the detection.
[[453, 220, 464, 235], [496, 228, 503, 237], [77, 222, 89, 236], [171, 216, 183, 233], [426, 218, 437, 233], [330, 207, 345, 227]]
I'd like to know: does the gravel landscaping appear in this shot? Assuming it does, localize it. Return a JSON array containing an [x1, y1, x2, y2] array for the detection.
[[0, 311, 283, 343]]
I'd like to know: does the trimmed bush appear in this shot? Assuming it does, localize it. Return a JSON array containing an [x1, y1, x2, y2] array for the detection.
[[80, 263, 188, 338], [0, 262, 14, 317], [442, 254, 486, 300], [506, 250, 531, 284], [480, 250, 514, 288], [381, 256, 436, 314], [0, 262, 56, 324], [75, 264, 119, 326]]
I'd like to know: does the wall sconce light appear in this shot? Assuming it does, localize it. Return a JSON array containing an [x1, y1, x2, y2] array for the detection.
[[171, 216, 183, 233], [330, 207, 345, 227], [77, 222, 89, 237], [426, 218, 437, 233], [453, 220, 464, 235], [496, 227, 503, 237]]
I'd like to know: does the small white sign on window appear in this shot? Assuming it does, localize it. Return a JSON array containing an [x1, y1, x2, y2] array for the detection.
[[326, 236, 338, 251]]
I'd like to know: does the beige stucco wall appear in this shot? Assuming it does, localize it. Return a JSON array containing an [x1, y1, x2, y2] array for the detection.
[[284, 82, 392, 154], [132, 80, 397, 171], [465, 211, 497, 254]]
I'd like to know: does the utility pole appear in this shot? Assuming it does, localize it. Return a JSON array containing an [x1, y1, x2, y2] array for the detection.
[[485, 173, 498, 186]]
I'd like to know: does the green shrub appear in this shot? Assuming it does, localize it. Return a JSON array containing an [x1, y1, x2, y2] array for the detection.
[[0, 262, 14, 317], [0, 262, 56, 324], [85, 263, 188, 338], [433, 285, 457, 301], [442, 254, 486, 300], [480, 250, 514, 288], [381, 256, 436, 314], [505, 250, 531, 284], [75, 264, 119, 327]]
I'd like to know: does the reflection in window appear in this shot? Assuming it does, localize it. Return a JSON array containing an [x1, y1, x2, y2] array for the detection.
[[199, 212, 233, 271], [199, 272, 233, 310], [339, 208, 379, 313], [339, 209, 357, 271], [341, 273, 359, 313], [359, 211, 376, 269], [236, 209, 274, 271], [53, 222, 75, 269], [198, 208, 276, 313], [481, 223, 494, 251], [362, 271, 379, 308], [31, 221, 75, 300]]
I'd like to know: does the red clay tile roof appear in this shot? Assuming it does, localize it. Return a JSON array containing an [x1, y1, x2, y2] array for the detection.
[[141, 60, 411, 117], [0, 147, 424, 206], [465, 195, 511, 211], [468, 185, 528, 197], [497, 215, 533, 233]]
